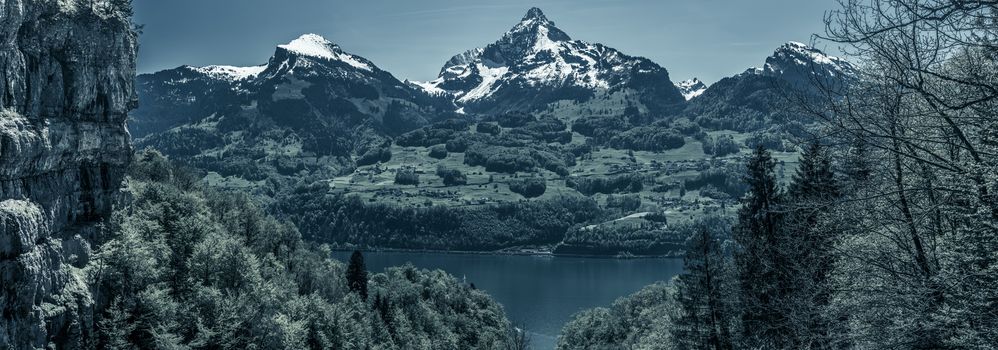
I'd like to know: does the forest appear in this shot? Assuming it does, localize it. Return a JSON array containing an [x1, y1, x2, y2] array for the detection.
[[272, 189, 606, 250], [87, 150, 527, 349], [558, 0, 998, 348]]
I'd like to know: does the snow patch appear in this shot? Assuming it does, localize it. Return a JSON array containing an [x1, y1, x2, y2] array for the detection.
[[458, 63, 509, 102], [410, 79, 447, 95], [193, 65, 267, 81], [279, 34, 372, 71]]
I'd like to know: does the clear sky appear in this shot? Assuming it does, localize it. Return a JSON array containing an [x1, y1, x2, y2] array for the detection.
[[133, 0, 842, 84]]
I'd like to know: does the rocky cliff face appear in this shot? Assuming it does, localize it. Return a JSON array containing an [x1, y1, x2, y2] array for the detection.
[[0, 0, 136, 348]]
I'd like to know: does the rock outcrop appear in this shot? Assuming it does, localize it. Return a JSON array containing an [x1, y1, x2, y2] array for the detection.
[[0, 0, 136, 348]]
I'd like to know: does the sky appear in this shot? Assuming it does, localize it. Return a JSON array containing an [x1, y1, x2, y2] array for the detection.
[[133, 0, 842, 84]]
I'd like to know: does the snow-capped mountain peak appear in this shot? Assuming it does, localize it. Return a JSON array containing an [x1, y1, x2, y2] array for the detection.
[[490, 7, 572, 62], [413, 7, 684, 114], [676, 78, 708, 100], [277, 33, 372, 71]]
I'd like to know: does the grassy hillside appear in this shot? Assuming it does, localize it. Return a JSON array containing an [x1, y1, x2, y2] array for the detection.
[[263, 111, 800, 255]]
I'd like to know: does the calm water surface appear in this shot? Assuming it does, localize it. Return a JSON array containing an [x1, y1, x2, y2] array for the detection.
[[333, 251, 684, 349]]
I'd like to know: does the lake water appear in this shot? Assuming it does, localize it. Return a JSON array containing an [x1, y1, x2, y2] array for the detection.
[[333, 251, 685, 349]]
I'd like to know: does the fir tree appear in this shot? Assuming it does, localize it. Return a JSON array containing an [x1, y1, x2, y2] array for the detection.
[[373, 293, 394, 334], [789, 141, 839, 202], [784, 141, 841, 347], [346, 250, 368, 300], [673, 224, 734, 350], [733, 145, 787, 348]]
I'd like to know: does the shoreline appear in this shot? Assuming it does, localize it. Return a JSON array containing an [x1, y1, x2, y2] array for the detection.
[[329, 246, 684, 259]]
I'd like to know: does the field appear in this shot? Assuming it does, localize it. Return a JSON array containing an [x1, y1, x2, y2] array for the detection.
[[192, 110, 804, 254], [324, 125, 798, 228]]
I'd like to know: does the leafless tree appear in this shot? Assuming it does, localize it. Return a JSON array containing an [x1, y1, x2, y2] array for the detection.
[[794, 1, 998, 347]]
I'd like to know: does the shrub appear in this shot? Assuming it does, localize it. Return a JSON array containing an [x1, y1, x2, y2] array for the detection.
[[644, 211, 668, 223], [698, 184, 730, 200], [670, 118, 703, 136], [493, 112, 536, 128], [684, 166, 746, 199], [509, 178, 547, 198], [607, 127, 685, 152], [702, 135, 741, 157], [357, 147, 391, 166], [428, 145, 448, 159], [744, 131, 790, 152], [436, 166, 467, 186], [394, 168, 419, 186], [464, 145, 537, 174], [396, 127, 460, 147], [445, 137, 470, 153], [476, 123, 501, 135]]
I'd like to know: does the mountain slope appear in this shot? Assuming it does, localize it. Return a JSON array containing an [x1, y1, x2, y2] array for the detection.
[[415, 8, 685, 116], [131, 34, 454, 189], [684, 42, 854, 131]]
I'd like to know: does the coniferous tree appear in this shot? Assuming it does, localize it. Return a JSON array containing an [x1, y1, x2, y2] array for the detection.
[[733, 145, 786, 348], [346, 250, 368, 300], [784, 141, 841, 348], [673, 224, 734, 350], [98, 300, 135, 350], [789, 142, 839, 201]]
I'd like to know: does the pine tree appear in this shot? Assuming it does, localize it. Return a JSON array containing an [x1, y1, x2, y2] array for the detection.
[[733, 145, 786, 348], [784, 141, 841, 348], [98, 298, 135, 350], [346, 250, 368, 301], [789, 142, 839, 201], [673, 224, 734, 350]]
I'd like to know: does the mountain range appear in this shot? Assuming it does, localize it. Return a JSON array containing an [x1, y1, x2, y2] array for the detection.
[[128, 7, 854, 189]]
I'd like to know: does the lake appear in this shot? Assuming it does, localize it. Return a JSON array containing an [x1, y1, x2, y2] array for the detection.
[[333, 251, 685, 349]]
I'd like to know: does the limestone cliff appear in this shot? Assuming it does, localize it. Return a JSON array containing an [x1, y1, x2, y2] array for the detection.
[[0, 0, 136, 348]]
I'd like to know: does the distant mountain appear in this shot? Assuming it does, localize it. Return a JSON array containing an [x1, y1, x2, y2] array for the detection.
[[676, 78, 708, 100], [131, 34, 453, 188], [132, 34, 449, 136], [761, 41, 856, 88], [413, 8, 686, 116], [684, 42, 855, 131]]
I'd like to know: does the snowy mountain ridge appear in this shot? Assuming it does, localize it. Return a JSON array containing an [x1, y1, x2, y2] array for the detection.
[[413, 7, 685, 114], [189, 65, 268, 81]]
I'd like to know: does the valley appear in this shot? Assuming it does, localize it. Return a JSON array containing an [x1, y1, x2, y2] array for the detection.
[[6, 1, 995, 349], [299, 128, 799, 256], [128, 8, 834, 255]]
